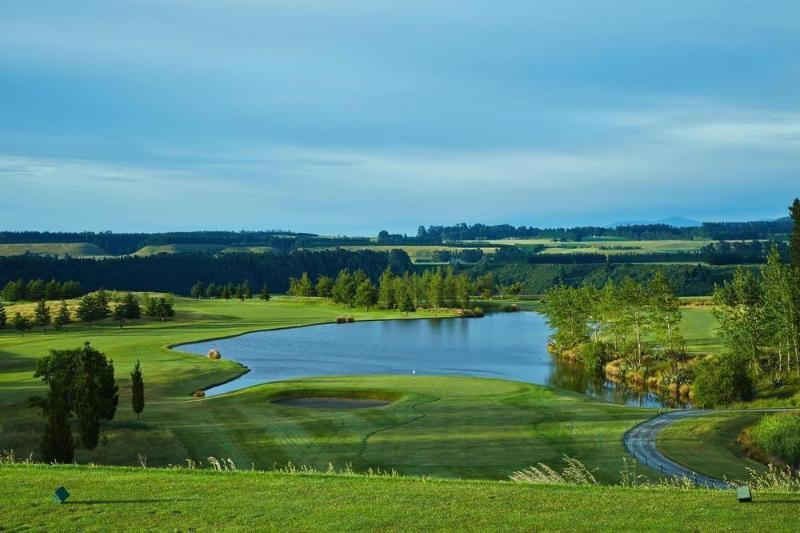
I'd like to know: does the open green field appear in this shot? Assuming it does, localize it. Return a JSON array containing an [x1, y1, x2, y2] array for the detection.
[[469, 238, 714, 255], [0, 242, 110, 257], [308, 245, 498, 263], [680, 306, 722, 354], [657, 412, 768, 480], [0, 297, 652, 482], [3, 465, 799, 531]]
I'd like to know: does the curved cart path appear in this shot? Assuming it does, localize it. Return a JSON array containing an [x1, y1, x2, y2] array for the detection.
[[623, 408, 798, 489]]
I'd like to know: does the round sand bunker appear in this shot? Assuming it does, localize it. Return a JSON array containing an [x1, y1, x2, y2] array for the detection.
[[272, 397, 391, 409]]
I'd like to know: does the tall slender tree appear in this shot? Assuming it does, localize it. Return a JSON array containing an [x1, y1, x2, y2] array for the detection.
[[649, 271, 682, 349], [131, 360, 144, 420], [790, 198, 800, 268], [0, 301, 6, 329]]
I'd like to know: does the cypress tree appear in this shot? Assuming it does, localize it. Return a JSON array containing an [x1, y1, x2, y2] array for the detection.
[[131, 360, 144, 419]]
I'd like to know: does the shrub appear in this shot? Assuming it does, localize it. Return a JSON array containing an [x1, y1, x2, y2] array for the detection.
[[345, 316, 355, 323], [692, 353, 754, 407], [750, 414, 800, 468], [335, 316, 346, 324], [578, 342, 611, 371], [208, 349, 222, 360], [193, 390, 206, 398]]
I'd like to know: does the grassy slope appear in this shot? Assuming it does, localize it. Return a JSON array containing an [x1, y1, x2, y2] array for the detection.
[[656, 412, 768, 480], [0, 298, 649, 481], [0, 242, 109, 257], [2, 465, 800, 531]]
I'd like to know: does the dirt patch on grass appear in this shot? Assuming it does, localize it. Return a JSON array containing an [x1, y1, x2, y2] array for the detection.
[[272, 397, 392, 409]]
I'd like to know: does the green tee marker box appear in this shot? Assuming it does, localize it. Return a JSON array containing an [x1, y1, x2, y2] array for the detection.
[[736, 486, 752, 503], [53, 486, 70, 504]]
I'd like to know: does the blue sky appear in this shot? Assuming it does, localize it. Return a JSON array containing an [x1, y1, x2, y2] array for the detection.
[[1, 0, 799, 234]]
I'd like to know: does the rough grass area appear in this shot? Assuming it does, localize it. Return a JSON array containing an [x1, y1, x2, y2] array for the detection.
[[2, 464, 799, 531], [0, 242, 109, 257], [656, 412, 768, 480]]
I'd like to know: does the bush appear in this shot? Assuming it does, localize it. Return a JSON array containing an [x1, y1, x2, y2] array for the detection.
[[750, 414, 800, 467], [578, 342, 611, 371], [693, 353, 754, 407], [193, 390, 206, 398], [208, 349, 222, 360]]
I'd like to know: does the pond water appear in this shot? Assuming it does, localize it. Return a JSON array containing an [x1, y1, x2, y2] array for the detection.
[[177, 312, 674, 407]]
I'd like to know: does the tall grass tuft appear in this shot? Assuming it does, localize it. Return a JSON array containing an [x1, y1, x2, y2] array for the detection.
[[510, 455, 598, 485]]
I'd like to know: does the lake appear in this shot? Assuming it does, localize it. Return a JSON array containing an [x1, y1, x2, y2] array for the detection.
[[177, 312, 673, 407]]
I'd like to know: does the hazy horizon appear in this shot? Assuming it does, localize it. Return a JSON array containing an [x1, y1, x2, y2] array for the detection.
[[2, 1, 798, 234]]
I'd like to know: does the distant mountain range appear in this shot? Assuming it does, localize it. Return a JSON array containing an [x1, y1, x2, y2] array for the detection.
[[606, 217, 702, 229]]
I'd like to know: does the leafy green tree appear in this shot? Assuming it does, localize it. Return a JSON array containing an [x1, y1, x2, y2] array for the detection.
[[190, 281, 205, 299], [617, 277, 654, 365], [354, 279, 377, 310], [13, 312, 31, 336], [761, 246, 800, 376], [297, 272, 314, 297], [34, 299, 51, 332], [693, 352, 754, 407], [2, 280, 23, 302], [454, 274, 472, 309], [542, 285, 592, 353], [53, 300, 71, 329], [713, 267, 767, 375], [315, 276, 334, 298], [399, 283, 416, 315], [332, 270, 356, 306], [427, 270, 445, 312], [378, 268, 396, 310], [152, 296, 175, 322], [26, 279, 46, 301], [0, 302, 6, 328], [648, 271, 682, 349], [475, 273, 495, 299], [259, 283, 271, 302], [131, 360, 144, 420]]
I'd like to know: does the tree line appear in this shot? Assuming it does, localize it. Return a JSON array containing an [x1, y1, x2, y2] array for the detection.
[[0, 249, 412, 296], [1, 278, 83, 302], [285, 267, 474, 312], [2, 291, 174, 334]]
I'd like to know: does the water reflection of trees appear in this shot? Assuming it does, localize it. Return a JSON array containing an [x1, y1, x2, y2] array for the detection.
[[547, 361, 689, 408]]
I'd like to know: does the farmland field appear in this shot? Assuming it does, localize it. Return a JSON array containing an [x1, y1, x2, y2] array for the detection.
[[0, 242, 110, 258]]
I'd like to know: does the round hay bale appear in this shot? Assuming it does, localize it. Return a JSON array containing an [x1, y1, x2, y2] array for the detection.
[[208, 349, 222, 360], [336, 316, 347, 324], [193, 390, 206, 398], [345, 316, 355, 323]]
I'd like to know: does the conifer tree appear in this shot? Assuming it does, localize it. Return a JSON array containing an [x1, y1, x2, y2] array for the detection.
[[34, 299, 51, 333], [54, 300, 71, 329], [131, 360, 144, 419]]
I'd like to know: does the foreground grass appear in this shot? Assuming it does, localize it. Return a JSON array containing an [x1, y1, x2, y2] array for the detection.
[[2, 464, 799, 531], [657, 412, 768, 480]]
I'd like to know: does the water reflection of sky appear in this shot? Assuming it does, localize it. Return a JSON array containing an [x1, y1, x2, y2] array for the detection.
[[177, 312, 677, 408]]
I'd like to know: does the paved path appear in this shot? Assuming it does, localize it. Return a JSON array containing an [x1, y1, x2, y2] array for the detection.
[[623, 408, 799, 489]]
